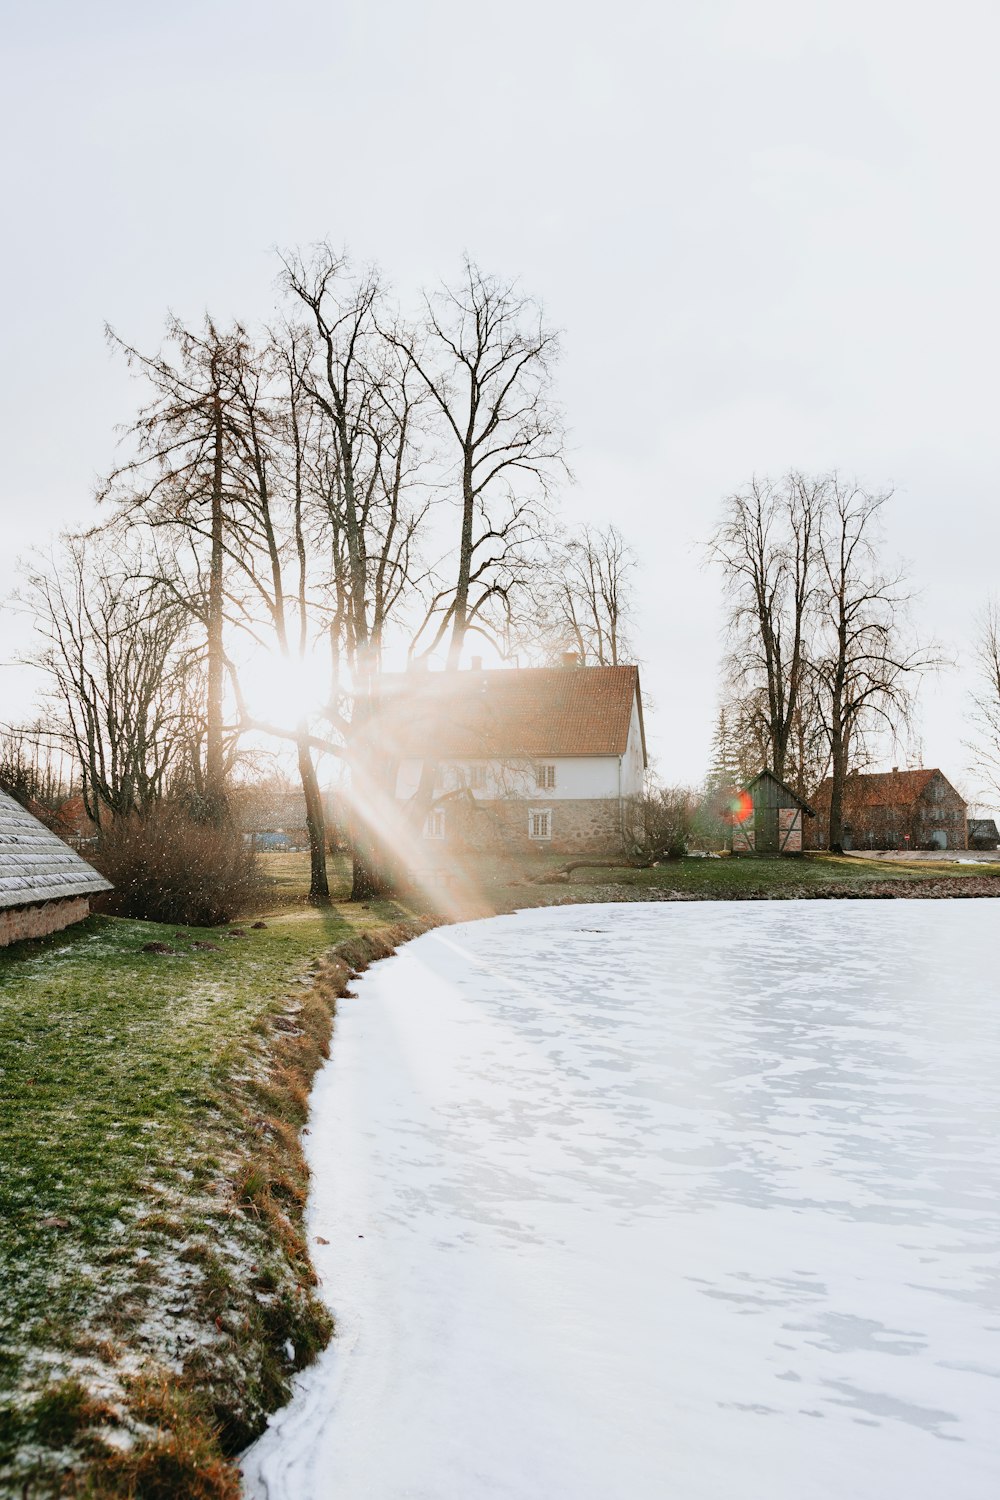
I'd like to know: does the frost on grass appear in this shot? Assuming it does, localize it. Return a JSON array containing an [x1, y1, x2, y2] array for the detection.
[[0, 911, 355, 1490]]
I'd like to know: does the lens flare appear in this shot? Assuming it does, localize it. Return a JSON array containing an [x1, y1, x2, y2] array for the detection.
[[722, 789, 754, 825]]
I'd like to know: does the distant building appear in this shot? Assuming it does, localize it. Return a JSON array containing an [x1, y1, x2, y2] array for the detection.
[[0, 787, 112, 947], [967, 817, 1000, 851], [234, 788, 344, 851], [808, 768, 968, 851], [730, 769, 815, 855], [362, 659, 647, 855], [235, 790, 310, 849]]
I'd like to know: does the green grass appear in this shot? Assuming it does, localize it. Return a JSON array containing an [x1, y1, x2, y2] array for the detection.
[[475, 850, 1000, 905], [2, 845, 996, 1491], [0, 859, 409, 1491], [260, 849, 353, 904], [0, 909, 346, 1327], [566, 852, 994, 893]]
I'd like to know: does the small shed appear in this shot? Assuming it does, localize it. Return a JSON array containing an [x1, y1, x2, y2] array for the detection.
[[730, 770, 815, 855], [968, 817, 1000, 851], [0, 787, 112, 947]]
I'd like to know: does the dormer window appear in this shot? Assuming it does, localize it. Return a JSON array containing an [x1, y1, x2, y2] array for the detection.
[[535, 763, 556, 790]]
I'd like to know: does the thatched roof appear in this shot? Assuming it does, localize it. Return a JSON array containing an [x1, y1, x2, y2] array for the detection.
[[0, 788, 111, 910]]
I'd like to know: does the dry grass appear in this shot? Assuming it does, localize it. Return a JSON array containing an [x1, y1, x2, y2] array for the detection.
[[0, 877, 429, 1496]]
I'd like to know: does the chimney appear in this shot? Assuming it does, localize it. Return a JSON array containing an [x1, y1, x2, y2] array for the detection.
[[470, 656, 483, 672], [561, 651, 580, 669]]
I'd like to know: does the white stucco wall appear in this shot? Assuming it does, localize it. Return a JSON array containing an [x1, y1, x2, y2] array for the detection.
[[620, 697, 646, 796], [395, 755, 624, 801], [394, 682, 646, 808]]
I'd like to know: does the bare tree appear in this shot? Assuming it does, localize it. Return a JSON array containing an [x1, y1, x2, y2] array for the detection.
[[786, 682, 831, 800], [0, 724, 75, 811], [811, 479, 938, 850], [279, 250, 391, 682], [964, 601, 1000, 803], [709, 473, 823, 782], [279, 249, 436, 897], [101, 317, 251, 811], [523, 524, 637, 665], [19, 531, 197, 824], [713, 676, 829, 800], [208, 331, 338, 902], [398, 257, 566, 667]]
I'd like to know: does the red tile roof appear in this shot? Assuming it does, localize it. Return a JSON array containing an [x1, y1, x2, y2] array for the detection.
[[811, 768, 954, 810], [364, 665, 644, 761]]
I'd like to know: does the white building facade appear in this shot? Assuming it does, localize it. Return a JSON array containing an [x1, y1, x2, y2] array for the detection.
[[373, 664, 647, 856]]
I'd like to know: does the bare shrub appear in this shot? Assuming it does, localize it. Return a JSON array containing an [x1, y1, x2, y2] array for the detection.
[[93, 803, 264, 926], [631, 785, 698, 859]]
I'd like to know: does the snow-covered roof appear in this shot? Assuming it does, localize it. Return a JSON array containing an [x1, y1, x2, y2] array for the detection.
[[0, 787, 112, 910]]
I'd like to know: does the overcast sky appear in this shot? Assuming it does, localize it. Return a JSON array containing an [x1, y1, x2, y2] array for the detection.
[[2, 0, 998, 797]]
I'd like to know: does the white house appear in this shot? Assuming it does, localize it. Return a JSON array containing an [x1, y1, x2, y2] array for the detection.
[[365, 661, 647, 855]]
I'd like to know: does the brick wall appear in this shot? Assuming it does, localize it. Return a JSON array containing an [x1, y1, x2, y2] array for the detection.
[[912, 788, 969, 849], [809, 790, 969, 851], [0, 897, 91, 948]]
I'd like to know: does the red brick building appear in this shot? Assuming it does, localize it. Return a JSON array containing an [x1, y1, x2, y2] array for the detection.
[[807, 768, 968, 852]]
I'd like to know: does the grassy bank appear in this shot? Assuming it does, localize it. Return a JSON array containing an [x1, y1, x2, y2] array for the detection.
[[454, 848, 1000, 909], [3, 846, 998, 1494], [0, 862, 420, 1498]]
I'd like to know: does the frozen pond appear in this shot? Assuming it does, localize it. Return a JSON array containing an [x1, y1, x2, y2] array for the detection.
[[242, 902, 1000, 1499]]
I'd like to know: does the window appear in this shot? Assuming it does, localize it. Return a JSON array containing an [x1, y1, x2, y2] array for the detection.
[[469, 764, 486, 790], [423, 809, 446, 840], [529, 810, 552, 840], [535, 763, 556, 790]]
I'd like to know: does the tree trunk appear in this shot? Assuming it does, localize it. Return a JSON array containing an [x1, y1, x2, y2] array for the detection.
[[446, 451, 475, 669], [828, 716, 847, 853], [205, 383, 226, 813], [349, 773, 395, 900], [296, 731, 330, 905], [350, 830, 389, 901]]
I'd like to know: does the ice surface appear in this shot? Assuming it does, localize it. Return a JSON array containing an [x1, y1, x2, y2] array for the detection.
[[241, 902, 1000, 1499]]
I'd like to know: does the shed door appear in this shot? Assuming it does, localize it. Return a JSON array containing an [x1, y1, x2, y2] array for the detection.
[[756, 807, 779, 853]]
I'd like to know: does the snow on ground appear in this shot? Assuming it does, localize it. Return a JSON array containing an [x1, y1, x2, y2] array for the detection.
[[242, 902, 1000, 1500]]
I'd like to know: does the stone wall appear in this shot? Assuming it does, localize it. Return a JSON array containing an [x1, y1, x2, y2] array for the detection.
[[0, 896, 91, 948], [445, 797, 627, 856]]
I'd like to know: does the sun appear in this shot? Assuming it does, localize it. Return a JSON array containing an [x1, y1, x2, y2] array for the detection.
[[239, 649, 327, 728]]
